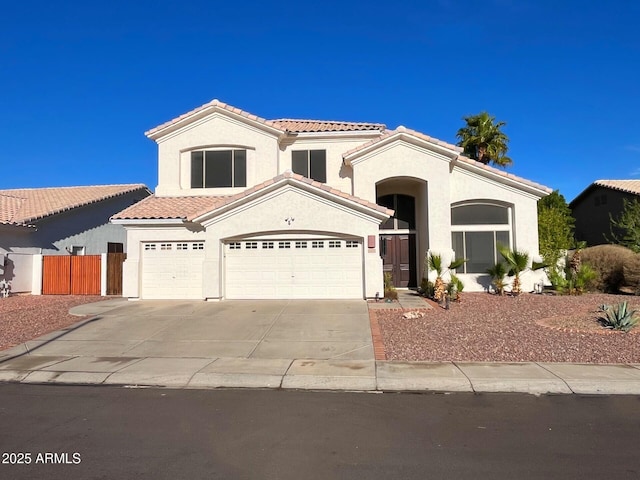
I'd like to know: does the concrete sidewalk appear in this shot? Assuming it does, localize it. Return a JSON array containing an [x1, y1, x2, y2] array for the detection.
[[1, 297, 640, 395], [2, 352, 640, 394]]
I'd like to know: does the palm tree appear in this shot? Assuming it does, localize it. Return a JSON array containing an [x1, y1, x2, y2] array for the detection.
[[497, 244, 546, 294], [456, 111, 512, 167], [486, 262, 508, 295], [427, 252, 466, 302]]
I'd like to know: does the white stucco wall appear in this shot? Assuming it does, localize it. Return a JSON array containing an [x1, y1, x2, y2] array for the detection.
[[155, 114, 281, 197]]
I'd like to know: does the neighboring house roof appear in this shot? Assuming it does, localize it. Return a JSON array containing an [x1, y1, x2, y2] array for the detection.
[[112, 171, 393, 222], [570, 180, 640, 206], [0, 184, 150, 226], [271, 119, 386, 133]]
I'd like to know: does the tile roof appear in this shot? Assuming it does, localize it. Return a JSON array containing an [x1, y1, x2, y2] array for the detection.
[[0, 184, 149, 225], [112, 172, 393, 222], [593, 180, 640, 196], [271, 119, 386, 133], [112, 195, 230, 220], [145, 99, 282, 138]]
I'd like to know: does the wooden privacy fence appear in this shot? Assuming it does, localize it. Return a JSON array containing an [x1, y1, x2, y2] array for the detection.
[[42, 255, 101, 295], [42, 254, 126, 296]]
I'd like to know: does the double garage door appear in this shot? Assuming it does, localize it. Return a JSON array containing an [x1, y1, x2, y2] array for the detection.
[[225, 238, 363, 299], [141, 238, 363, 299]]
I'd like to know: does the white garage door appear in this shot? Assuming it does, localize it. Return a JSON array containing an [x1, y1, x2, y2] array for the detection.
[[141, 242, 205, 299], [225, 239, 363, 299]]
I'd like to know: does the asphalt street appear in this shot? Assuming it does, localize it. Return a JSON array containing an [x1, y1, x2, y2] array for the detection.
[[1, 384, 639, 479]]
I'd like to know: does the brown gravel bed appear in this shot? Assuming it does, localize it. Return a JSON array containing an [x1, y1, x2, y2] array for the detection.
[[377, 293, 640, 363], [0, 295, 103, 351]]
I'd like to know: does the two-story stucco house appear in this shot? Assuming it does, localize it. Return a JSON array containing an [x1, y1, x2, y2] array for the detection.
[[112, 100, 551, 300]]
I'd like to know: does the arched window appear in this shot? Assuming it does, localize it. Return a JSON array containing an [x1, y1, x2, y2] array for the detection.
[[451, 202, 512, 274]]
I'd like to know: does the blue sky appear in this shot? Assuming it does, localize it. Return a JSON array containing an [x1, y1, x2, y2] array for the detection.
[[2, 0, 638, 202]]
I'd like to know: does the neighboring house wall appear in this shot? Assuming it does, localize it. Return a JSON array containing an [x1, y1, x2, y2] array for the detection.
[[571, 186, 635, 246], [2, 253, 34, 292]]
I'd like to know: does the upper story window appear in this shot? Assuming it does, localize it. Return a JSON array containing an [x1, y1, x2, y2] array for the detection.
[[292, 150, 326, 183], [191, 150, 246, 188]]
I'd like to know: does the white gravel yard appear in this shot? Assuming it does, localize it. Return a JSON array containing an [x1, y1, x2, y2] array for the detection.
[[0, 295, 103, 351], [377, 293, 640, 363]]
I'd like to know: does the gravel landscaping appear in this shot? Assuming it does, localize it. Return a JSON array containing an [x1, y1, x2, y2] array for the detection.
[[377, 293, 640, 364], [0, 295, 102, 351]]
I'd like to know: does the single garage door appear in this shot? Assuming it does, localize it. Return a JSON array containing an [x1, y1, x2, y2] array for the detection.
[[225, 238, 363, 299], [141, 242, 205, 299]]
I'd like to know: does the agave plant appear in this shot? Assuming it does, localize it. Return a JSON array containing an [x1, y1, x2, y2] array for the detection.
[[598, 302, 638, 332]]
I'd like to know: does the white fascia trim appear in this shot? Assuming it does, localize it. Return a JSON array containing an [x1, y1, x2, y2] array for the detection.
[[148, 108, 285, 143], [192, 179, 391, 225], [343, 132, 459, 166], [453, 163, 551, 199], [110, 218, 186, 226]]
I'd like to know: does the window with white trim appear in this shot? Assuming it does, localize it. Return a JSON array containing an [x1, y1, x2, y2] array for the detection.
[[292, 150, 326, 183], [262, 242, 274, 249], [191, 149, 246, 188], [177, 243, 188, 250], [329, 240, 341, 248], [193, 243, 204, 250], [144, 244, 156, 251], [245, 242, 258, 249], [346, 240, 359, 248], [160, 243, 172, 250], [278, 241, 291, 249], [312, 241, 324, 248], [229, 242, 241, 250], [451, 202, 512, 274], [295, 241, 307, 249]]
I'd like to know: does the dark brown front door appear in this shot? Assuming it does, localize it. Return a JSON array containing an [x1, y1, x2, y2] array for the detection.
[[381, 234, 417, 288]]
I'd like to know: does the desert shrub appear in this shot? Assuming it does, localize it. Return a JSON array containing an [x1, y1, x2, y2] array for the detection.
[[622, 255, 640, 295], [383, 272, 397, 301], [598, 302, 639, 332], [420, 278, 434, 298], [580, 245, 638, 293], [547, 258, 597, 295]]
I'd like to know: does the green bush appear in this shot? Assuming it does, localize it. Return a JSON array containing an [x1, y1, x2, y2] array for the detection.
[[384, 272, 397, 301], [598, 302, 639, 332], [420, 278, 434, 299], [580, 245, 638, 293], [547, 260, 597, 295]]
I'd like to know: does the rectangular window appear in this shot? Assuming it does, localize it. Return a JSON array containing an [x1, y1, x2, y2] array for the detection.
[[262, 242, 274, 249], [191, 150, 246, 188], [329, 240, 341, 248], [145, 244, 156, 251], [229, 242, 241, 250], [177, 243, 188, 250], [452, 231, 511, 274], [107, 242, 124, 253], [278, 241, 291, 249], [312, 241, 324, 248], [345, 240, 359, 248], [193, 243, 204, 250], [160, 243, 172, 250], [292, 150, 326, 183], [245, 242, 258, 249], [295, 241, 307, 249]]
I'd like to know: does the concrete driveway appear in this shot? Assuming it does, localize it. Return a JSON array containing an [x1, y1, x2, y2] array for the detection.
[[16, 299, 374, 361]]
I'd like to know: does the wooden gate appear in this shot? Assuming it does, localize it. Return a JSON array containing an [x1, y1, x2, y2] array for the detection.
[[106, 253, 126, 295], [42, 255, 101, 295]]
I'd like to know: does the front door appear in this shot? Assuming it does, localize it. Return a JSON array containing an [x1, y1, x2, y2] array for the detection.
[[380, 234, 417, 288]]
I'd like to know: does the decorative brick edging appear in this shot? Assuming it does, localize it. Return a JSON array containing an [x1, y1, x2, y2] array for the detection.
[[368, 309, 387, 360]]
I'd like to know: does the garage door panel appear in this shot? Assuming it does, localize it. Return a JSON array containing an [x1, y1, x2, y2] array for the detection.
[[141, 243, 205, 299], [226, 239, 362, 299]]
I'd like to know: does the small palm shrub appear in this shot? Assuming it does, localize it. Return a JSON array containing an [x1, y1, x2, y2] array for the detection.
[[447, 274, 464, 301], [547, 258, 597, 295], [420, 277, 434, 298], [598, 302, 638, 332], [486, 262, 508, 295], [426, 252, 466, 302]]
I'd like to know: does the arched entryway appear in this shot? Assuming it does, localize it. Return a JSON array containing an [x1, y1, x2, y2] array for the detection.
[[376, 178, 427, 288]]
